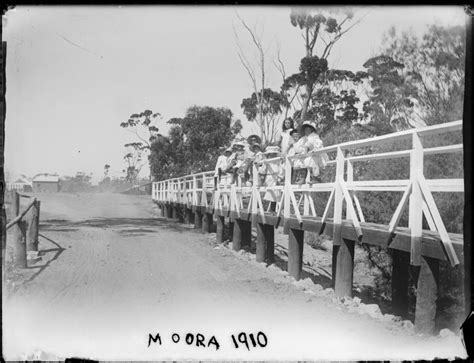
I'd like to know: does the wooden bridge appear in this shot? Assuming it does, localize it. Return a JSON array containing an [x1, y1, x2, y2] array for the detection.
[[152, 120, 464, 335]]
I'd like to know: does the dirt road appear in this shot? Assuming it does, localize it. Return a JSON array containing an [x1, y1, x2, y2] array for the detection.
[[2, 193, 466, 360]]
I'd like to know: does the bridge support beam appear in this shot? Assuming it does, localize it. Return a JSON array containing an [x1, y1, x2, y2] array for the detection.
[[414, 256, 439, 335], [233, 219, 251, 251], [334, 238, 355, 298], [256, 223, 275, 264], [288, 228, 304, 280], [216, 215, 225, 243], [391, 249, 410, 317]]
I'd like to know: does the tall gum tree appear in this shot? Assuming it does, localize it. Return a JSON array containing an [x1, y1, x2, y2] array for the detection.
[[284, 7, 368, 125]]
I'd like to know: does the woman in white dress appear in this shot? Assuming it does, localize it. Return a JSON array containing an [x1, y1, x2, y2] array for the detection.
[[277, 118, 295, 157], [262, 145, 282, 211], [301, 120, 329, 183]]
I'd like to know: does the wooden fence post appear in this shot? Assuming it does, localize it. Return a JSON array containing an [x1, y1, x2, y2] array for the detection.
[[14, 220, 27, 268], [216, 215, 225, 243], [12, 190, 20, 219], [27, 200, 40, 251], [334, 237, 355, 298], [288, 228, 304, 280], [391, 249, 410, 317], [414, 256, 439, 335]]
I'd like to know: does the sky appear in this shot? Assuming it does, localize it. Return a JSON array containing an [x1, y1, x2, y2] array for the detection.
[[3, 5, 467, 184]]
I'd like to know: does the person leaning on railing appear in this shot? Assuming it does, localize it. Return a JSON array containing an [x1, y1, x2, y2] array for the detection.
[[278, 128, 302, 184], [239, 134, 262, 185], [225, 141, 246, 185], [248, 142, 266, 187], [289, 127, 308, 184], [214, 146, 233, 188], [300, 120, 329, 184]]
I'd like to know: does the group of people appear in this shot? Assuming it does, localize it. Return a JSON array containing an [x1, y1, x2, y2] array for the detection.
[[214, 118, 329, 190]]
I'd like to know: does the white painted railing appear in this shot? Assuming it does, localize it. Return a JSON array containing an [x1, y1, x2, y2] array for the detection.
[[153, 120, 463, 266]]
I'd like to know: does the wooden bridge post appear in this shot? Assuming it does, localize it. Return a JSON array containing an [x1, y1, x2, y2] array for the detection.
[[194, 210, 203, 229], [201, 212, 212, 234], [264, 225, 275, 264], [184, 208, 191, 224], [27, 200, 40, 251], [256, 223, 275, 264], [288, 228, 304, 280], [256, 222, 266, 262], [166, 204, 173, 219], [216, 215, 225, 243], [160, 204, 166, 217], [228, 221, 234, 242], [334, 237, 355, 298], [414, 256, 439, 335], [391, 249, 410, 317], [232, 219, 251, 251], [14, 220, 28, 268]]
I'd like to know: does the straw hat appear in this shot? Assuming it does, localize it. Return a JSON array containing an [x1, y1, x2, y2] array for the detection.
[[301, 120, 317, 133], [289, 128, 299, 136], [264, 145, 281, 155], [232, 141, 245, 150], [232, 141, 246, 148], [246, 134, 262, 145]]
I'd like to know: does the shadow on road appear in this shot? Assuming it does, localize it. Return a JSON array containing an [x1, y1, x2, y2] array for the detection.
[[25, 233, 66, 283], [40, 217, 199, 234]]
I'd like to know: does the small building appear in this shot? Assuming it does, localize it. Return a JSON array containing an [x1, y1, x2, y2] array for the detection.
[[7, 177, 33, 192], [32, 174, 60, 193]]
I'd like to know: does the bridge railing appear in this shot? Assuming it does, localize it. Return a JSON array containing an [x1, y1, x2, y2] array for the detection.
[[152, 120, 463, 267]]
